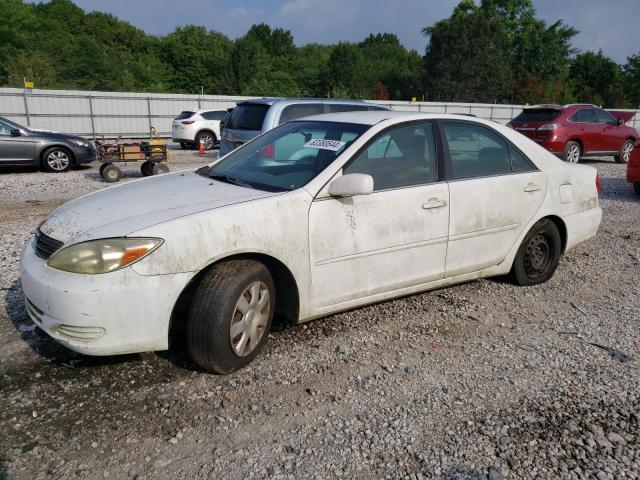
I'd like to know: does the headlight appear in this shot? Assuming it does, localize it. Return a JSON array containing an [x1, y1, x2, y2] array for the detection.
[[47, 238, 163, 274], [69, 139, 90, 148]]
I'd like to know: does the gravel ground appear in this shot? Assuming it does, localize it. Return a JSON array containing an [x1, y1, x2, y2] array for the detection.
[[0, 151, 638, 480]]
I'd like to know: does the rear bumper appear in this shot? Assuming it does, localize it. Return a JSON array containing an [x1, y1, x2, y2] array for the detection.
[[563, 207, 602, 253]]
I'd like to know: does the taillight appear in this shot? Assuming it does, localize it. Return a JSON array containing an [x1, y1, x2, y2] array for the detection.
[[259, 143, 274, 159], [538, 123, 559, 131], [595, 173, 600, 193], [181, 120, 195, 125]]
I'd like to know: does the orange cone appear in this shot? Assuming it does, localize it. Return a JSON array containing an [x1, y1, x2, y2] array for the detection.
[[198, 140, 205, 155]]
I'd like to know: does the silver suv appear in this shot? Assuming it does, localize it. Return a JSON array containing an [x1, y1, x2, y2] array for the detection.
[[219, 98, 390, 156]]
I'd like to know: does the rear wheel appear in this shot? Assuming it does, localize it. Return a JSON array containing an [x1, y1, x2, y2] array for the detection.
[[42, 147, 73, 172], [141, 160, 154, 177], [152, 163, 169, 175], [196, 131, 216, 151], [187, 260, 275, 374], [564, 141, 581, 163], [615, 140, 634, 164], [511, 219, 562, 286], [101, 164, 121, 183]]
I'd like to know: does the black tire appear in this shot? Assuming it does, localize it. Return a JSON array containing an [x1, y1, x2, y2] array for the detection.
[[187, 260, 275, 374], [564, 141, 581, 163], [179, 141, 189, 150], [614, 140, 634, 164], [196, 131, 216, 151], [99, 163, 109, 176], [101, 164, 122, 183], [152, 163, 170, 175], [42, 147, 73, 172], [141, 160, 154, 177], [633, 183, 640, 196], [510, 219, 562, 286]]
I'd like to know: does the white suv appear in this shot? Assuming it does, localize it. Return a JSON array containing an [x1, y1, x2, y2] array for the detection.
[[171, 109, 226, 150]]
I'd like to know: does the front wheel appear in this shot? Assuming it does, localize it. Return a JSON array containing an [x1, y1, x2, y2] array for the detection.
[[42, 147, 72, 172], [511, 219, 562, 286], [564, 141, 581, 163], [141, 160, 154, 177], [187, 260, 275, 374], [615, 140, 634, 164]]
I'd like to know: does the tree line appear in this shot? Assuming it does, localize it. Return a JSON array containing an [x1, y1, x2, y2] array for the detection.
[[1, 0, 639, 107]]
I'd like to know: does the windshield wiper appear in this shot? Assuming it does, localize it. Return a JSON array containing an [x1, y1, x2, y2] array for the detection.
[[195, 165, 210, 176], [209, 174, 253, 189]]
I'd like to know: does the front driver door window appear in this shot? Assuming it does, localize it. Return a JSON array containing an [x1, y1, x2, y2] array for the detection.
[[0, 120, 33, 163], [308, 122, 449, 309], [442, 121, 547, 276]]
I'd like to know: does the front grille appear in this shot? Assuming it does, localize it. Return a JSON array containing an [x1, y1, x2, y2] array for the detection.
[[35, 228, 63, 260]]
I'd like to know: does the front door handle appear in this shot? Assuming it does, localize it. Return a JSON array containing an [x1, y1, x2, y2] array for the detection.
[[523, 183, 542, 193], [422, 198, 448, 209]]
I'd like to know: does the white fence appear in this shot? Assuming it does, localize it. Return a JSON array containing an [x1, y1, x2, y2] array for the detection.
[[1, 87, 638, 139]]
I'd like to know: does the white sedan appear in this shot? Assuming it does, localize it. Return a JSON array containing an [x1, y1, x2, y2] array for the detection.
[[20, 112, 602, 374]]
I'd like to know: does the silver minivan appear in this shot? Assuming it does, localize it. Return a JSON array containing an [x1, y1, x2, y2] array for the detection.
[[219, 98, 390, 156]]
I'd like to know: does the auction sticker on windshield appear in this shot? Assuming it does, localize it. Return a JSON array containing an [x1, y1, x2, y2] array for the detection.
[[304, 139, 346, 151]]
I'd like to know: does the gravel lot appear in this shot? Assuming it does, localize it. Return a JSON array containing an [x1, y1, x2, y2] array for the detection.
[[0, 148, 638, 480]]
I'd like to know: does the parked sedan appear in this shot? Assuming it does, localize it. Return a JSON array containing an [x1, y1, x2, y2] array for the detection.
[[21, 112, 602, 374], [508, 104, 638, 163], [0, 116, 96, 172]]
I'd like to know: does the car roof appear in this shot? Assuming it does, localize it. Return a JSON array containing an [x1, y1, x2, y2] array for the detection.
[[236, 97, 379, 107], [295, 111, 494, 126]]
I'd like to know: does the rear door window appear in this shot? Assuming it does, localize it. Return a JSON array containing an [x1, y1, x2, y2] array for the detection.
[[175, 111, 194, 120], [442, 122, 511, 180], [226, 104, 270, 131], [279, 104, 325, 124], [570, 109, 596, 123]]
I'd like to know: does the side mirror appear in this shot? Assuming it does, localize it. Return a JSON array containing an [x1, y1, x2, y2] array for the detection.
[[10, 128, 21, 137], [328, 173, 374, 198]]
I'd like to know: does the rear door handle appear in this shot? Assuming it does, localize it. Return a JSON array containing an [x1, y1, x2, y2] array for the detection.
[[524, 183, 542, 193], [422, 198, 448, 209]]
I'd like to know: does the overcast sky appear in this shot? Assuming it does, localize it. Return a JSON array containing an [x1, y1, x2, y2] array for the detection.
[[54, 0, 639, 63]]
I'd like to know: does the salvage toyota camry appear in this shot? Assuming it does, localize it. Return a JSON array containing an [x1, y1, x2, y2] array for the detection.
[[20, 112, 602, 374]]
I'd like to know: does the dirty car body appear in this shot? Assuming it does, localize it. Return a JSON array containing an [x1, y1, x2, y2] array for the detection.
[[20, 112, 602, 373]]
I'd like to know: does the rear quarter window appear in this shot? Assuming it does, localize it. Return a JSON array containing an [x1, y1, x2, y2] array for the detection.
[[176, 111, 195, 120], [201, 111, 226, 121]]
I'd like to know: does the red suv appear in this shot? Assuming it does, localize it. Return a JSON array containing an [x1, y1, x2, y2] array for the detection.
[[509, 104, 638, 164], [627, 140, 640, 195]]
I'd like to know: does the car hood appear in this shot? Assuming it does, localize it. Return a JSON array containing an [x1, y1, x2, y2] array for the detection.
[[33, 131, 87, 143], [40, 171, 277, 245]]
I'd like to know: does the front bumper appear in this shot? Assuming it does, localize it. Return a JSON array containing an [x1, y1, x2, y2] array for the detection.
[[71, 145, 97, 164], [20, 238, 193, 356]]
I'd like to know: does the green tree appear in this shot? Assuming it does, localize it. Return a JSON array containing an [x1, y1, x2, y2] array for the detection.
[[161, 26, 233, 94], [623, 53, 640, 108], [423, 2, 512, 102], [569, 51, 626, 107]]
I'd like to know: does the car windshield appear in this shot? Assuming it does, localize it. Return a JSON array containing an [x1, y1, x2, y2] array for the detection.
[[514, 109, 561, 122], [206, 121, 369, 192], [225, 104, 270, 131]]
